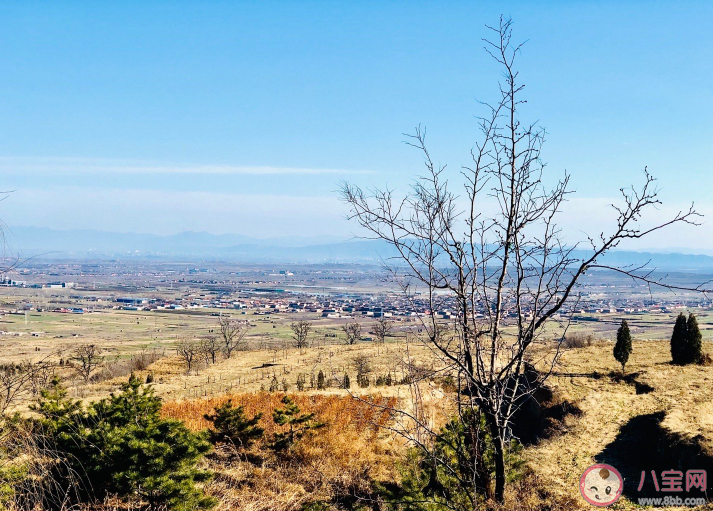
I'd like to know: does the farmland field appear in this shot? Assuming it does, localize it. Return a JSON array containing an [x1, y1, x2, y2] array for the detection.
[[2, 263, 713, 510]]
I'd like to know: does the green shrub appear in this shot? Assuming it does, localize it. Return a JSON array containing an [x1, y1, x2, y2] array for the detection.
[[671, 312, 703, 365], [357, 373, 370, 388], [393, 409, 523, 510], [271, 395, 324, 451], [204, 400, 263, 448], [269, 375, 279, 392], [687, 313, 703, 364], [671, 312, 688, 364], [296, 373, 307, 391], [34, 376, 214, 510]]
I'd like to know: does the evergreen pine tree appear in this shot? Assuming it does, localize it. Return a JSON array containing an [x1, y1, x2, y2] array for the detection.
[[685, 313, 703, 364], [670, 312, 689, 364], [296, 373, 306, 391], [395, 409, 524, 509], [613, 320, 632, 372], [204, 400, 263, 448], [271, 395, 324, 450], [35, 375, 214, 510]]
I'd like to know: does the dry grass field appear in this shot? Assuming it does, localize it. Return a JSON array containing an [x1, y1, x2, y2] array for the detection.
[[149, 339, 713, 509], [527, 340, 713, 510], [3, 293, 713, 509]]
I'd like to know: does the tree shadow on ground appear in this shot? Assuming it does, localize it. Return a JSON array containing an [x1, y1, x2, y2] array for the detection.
[[595, 412, 712, 502], [608, 371, 655, 394]]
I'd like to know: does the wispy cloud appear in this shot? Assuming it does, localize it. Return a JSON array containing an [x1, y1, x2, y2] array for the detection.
[[0, 156, 373, 176]]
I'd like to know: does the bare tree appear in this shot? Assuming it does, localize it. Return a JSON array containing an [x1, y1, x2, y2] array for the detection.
[[341, 322, 362, 345], [200, 335, 220, 365], [0, 364, 32, 414], [70, 344, 103, 384], [177, 339, 199, 374], [341, 17, 703, 504], [373, 316, 393, 344], [218, 316, 249, 358], [290, 320, 312, 350], [25, 359, 57, 397], [0, 357, 58, 413]]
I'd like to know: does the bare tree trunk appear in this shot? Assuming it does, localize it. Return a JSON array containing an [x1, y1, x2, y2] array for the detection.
[[484, 409, 506, 502], [467, 419, 493, 500]]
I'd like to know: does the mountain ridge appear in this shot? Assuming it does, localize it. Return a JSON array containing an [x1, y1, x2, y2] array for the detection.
[[5, 226, 713, 269]]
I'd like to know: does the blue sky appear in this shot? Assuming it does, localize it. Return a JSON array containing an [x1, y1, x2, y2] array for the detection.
[[0, 1, 711, 250]]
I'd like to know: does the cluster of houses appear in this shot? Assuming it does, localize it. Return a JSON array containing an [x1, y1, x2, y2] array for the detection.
[[2, 263, 711, 323], [103, 287, 713, 323], [0, 277, 76, 289]]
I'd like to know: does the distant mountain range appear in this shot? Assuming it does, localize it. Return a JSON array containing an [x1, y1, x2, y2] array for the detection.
[[5, 226, 713, 269], [4, 226, 387, 263]]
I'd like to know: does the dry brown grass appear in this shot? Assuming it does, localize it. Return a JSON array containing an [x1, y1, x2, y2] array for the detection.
[[163, 393, 401, 511], [162, 392, 397, 435], [527, 340, 713, 510], [101, 342, 442, 404]]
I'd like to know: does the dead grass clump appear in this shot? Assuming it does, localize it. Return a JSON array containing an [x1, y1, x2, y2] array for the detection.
[[561, 332, 593, 349], [497, 471, 585, 511], [699, 352, 713, 366], [207, 427, 396, 511]]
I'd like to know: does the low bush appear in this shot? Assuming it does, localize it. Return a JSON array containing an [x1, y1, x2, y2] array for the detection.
[[562, 332, 593, 349], [33, 376, 214, 510], [204, 399, 263, 449], [272, 395, 325, 451]]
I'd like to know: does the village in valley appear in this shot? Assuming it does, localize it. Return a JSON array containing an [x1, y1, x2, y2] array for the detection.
[[2, 261, 712, 348]]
